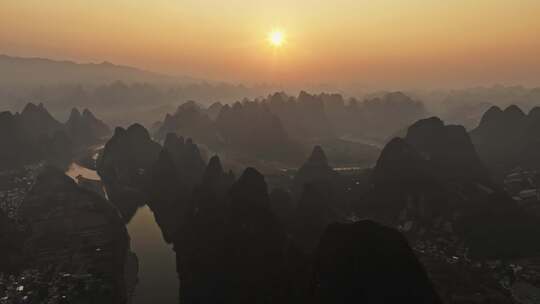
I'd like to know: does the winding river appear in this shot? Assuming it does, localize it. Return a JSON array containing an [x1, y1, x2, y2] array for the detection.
[[66, 162, 179, 304]]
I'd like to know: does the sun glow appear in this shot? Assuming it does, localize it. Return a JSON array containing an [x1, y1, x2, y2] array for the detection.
[[268, 30, 285, 47]]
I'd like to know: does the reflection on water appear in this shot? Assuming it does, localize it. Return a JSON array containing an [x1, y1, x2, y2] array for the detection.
[[65, 162, 179, 304], [65, 162, 100, 180], [127, 206, 178, 304]]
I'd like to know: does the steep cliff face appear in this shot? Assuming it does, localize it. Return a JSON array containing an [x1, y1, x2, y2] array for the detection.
[[97, 124, 161, 220], [189, 155, 234, 217], [175, 167, 303, 304], [174, 156, 234, 303], [162, 133, 206, 189], [146, 133, 207, 242], [215, 168, 290, 302]]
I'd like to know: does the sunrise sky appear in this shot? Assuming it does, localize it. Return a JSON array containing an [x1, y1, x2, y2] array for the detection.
[[2, 0, 540, 89]]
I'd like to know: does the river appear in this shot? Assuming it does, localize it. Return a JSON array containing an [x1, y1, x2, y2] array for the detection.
[[127, 206, 178, 304], [65, 162, 179, 304]]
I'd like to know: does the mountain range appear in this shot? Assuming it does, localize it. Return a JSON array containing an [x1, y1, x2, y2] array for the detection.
[[0, 54, 197, 87]]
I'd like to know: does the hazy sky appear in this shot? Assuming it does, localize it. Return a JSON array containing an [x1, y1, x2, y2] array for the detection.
[[2, 0, 540, 89]]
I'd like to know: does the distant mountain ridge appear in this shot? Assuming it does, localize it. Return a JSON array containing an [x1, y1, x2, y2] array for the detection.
[[0, 54, 198, 86], [0, 102, 111, 169], [470, 104, 540, 174]]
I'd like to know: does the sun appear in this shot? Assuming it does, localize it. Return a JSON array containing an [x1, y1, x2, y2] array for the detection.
[[268, 30, 285, 47]]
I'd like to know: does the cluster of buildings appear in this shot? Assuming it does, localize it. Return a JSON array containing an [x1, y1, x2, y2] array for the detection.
[[0, 269, 110, 304], [0, 163, 132, 304], [412, 238, 515, 303], [0, 164, 42, 221], [403, 215, 540, 303]]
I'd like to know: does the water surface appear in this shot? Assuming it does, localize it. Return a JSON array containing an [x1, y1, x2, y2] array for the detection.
[[65, 162, 179, 304], [127, 206, 179, 304]]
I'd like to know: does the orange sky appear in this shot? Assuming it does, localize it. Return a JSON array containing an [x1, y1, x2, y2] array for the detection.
[[2, 0, 540, 89]]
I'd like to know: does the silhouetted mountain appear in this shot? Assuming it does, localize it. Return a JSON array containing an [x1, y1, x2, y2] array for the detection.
[[65, 108, 111, 146], [364, 117, 540, 259], [293, 146, 337, 191], [185, 155, 235, 220], [0, 54, 183, 86], [266, 91, 335, 140], [216, 168, 293, 302], [372, 117, 488, 186], [146, 150, 183, 242], [359, 92, 428, 142], [215, 101, 303, 163], [311, 221, 441, 304], [3, 81, 282, 128], [289, 146, 358, 243], [364, 137, 447, 225], [406, 117, 488, 182], [422, 85, 540, 129], [155, 98, 307, 165], [147, 133, 207, 242], [151, 91, 425, 168], [18, 103, 74, 166], [166, 135, 207, 188], [0, 111, 33, 169], [0, 103, 85, 169], [98, 124, 161, 187], [304, 137, 381, 168], [372, 116, 490, 195], [175, 157, 233, 303], [175, 167, 296, 303], [0, 101, 113, 170], [262, 91, 427, 144], [471, 104, 540, 174], [371, 137, 433, 189], [19, 102, 64, 139], [156, 101, 216, 143], [189, 155, 235, 216], [97, 124, 161, 220], [205, 101, 224, 120]]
